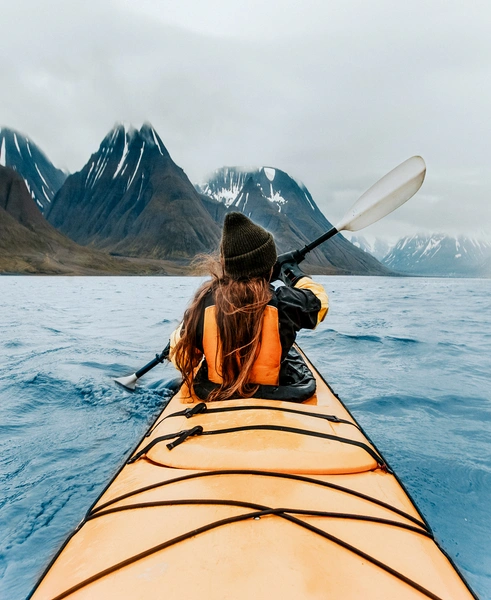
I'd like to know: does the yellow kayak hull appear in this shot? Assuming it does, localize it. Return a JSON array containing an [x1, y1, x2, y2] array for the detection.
[[30, 352, 476, 600]]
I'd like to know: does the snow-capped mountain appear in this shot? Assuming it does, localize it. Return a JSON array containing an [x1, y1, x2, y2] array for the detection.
[[47, 123, 221, 259], [197, 167, 251, 208], [349, 235, 392, 261], [382, 234, 491, 276], [0, 127, 67, 214], [198, 167, 390, 275], [198, 166, 323, 218]]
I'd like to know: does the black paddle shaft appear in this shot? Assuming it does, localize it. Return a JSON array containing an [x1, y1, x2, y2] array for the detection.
[[135, 343, 170, 378], [297, 226, 339, 261], [273, 227, 339, 278]]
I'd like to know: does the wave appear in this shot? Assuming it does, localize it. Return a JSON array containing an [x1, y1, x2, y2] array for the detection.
[[3, 340, 24, 349], [42, 326, 63, 335], [312, 328, 423, 346]]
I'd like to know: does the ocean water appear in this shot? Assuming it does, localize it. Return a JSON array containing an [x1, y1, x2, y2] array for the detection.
[[0, 275, 490, 599]]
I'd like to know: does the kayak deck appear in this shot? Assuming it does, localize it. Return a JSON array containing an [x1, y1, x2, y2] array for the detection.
[[30, 352, 476, 600]]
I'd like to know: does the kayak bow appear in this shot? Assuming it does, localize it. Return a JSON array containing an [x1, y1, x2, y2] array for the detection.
[[30, 348, 477, 600]]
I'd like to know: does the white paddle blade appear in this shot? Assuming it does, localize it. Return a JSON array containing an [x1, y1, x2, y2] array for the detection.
[[114, 373, 138, 391], [335, 156, 426, 232]]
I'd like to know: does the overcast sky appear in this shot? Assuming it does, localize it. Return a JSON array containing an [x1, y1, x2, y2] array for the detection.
[[2, 0, 491, 241]]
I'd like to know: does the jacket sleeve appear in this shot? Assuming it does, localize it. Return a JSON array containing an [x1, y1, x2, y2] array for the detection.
[[275, 277, 328, 330], [168, 323, 183, 370], [168, 322, 203, 372], [293, 277, 328, 326], [274, 277, 328, 359]]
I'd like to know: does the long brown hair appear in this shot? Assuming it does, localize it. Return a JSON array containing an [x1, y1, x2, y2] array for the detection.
[[173, 255, 273, 401]]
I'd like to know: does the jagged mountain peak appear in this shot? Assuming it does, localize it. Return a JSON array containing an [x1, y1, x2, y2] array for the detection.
[[100, 122, 170, 158], [0, 127, 67, 213], [0, 127, 52, 170], [197, 166, 253, 207], [47, 124, 221, 260], [79, 122, 174, 193], [197, 165, 319, 218]]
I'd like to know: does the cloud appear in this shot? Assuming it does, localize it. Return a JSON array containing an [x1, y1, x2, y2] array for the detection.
[[1, 0, 491, 239]]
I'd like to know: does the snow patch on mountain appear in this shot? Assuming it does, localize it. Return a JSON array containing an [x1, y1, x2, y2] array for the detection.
[[197, 166, 321, 219], [127, 142, 145, 190], [302, 189, 316, 211], [196, 167, 250, 207], [13, 133, 21, 154], [113, 131, 130, 179], [0, 137, 6, 166]]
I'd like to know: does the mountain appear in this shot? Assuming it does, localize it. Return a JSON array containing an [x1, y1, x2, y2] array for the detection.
[[198, 192, 228, 223], [0, 127, 67, 214], [349, 235, 392, 261], [47, 123, 221, 259], [381, 234, 491, 277], [0, 165, 170, 275], [197, 167, 251, 208], [197, 167, 391, 275]]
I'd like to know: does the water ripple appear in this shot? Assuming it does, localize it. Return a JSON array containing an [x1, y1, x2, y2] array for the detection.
[[0, 276, 490, 600]]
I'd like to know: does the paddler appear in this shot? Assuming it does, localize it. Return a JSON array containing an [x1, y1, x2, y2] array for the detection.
[[169, 212, 328, 402]]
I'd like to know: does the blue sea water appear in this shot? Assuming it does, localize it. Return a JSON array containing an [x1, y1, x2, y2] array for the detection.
[[0, 275, 490, 599]]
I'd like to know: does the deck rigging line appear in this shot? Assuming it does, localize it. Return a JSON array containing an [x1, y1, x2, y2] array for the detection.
[[129, 424, 387, 469], [90, 469, 427, 529], [86, 498, 433, 538], [147, 402, 362, 437], [51, 503, 442, 600]]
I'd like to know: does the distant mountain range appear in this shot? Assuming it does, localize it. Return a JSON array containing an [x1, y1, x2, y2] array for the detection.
[[382, 234, 491, 277], [2, 122, 489, 277], [0, 127, 67, 213], [197, 167, 389, 275], [47, 123, 222, 260], [349, 235, 392, 261], [41, 125, 390, 274], [349, 233, 491, 277]]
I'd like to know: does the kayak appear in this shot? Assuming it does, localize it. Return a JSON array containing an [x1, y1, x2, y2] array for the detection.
[[30, 348, 477, 600]]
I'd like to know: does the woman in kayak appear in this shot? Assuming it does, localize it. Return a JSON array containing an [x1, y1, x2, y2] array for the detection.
[[169, 212, 328, 402]]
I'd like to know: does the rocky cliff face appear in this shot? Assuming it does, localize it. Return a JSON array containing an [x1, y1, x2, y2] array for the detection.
[[198, 166, 391, 275], [47, 123, 221, 259], [0, 165, 168, 275], [0, 127, 67, 213]]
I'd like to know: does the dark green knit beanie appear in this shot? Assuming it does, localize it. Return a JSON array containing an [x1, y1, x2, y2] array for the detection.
[[221, 212, 277, 279]]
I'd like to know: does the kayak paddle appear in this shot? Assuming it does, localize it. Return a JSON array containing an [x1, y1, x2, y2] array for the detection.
[[114, 343, 170, 391], [115, 155, 426, 390], [274, 155, 426, 268]]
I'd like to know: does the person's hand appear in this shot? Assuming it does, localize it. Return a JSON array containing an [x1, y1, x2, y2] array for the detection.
[[272, 250, 308, 286]]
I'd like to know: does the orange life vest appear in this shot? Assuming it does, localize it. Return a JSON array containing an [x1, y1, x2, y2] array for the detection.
[[202, 304, 282, 386]]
